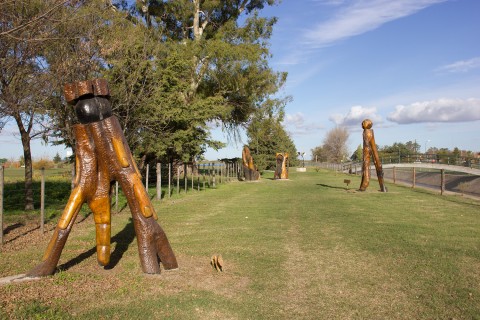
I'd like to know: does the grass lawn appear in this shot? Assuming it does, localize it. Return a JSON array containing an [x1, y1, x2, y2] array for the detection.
[[1, 169, 479, 319]]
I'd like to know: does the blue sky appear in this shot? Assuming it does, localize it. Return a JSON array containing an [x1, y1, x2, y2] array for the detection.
[[207, 0, 480, 159], [1, 0, 479, 161]]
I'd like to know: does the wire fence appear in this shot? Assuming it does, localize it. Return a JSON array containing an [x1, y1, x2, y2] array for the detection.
[[313, 161, 480, 198], [0, 160, 243, 245]]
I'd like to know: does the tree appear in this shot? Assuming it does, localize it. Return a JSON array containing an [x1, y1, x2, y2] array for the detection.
[[311, 146, 327, 162], [53, 152, 62, 164], [1, 1, 113, 209], [0, 0, 67, 209], [350, 144, 362, 161], [104, 0, 286, 164], [246, 99, 297, 170], [321, 127, 350, 163]]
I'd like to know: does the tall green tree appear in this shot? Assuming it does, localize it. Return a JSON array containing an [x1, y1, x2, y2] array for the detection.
[[246, 99, 297, 170], [106, 0, 286, 164]]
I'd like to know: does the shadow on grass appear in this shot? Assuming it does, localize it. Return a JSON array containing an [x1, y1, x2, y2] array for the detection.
[[317, 183, 348, 190], [4, 224, 40, 244], [58, 218, 136, 272], [3, 222, 24, 235]]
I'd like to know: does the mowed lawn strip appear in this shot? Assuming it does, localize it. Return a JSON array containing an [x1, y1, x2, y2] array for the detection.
[[1, 169, 479, 319]]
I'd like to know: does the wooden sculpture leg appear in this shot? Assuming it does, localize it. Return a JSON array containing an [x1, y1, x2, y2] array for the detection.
[[88, 195, 111, 266], [359, 159, 370, 191], [88, 117, 178, 274], [28, 124, 95, 277], [119, 174, 178, 273], [27, 190, 83, 276]]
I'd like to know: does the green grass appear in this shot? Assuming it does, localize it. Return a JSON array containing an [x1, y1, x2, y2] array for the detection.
[[1, 169, 480, 319]]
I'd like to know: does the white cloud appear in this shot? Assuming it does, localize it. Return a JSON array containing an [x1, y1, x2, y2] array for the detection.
[[436, 57, 480, 73], [304, 0, 447, 48], [330, 105, 382, 127], [387, 98, 480, 124], [311, 0, 346, 6], [283, 112, 324, 135]]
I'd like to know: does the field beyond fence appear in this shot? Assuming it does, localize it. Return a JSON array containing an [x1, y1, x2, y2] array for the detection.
[[1, 168, 480, 319]]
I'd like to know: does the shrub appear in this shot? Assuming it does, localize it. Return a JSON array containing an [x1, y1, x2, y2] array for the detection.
[[33, 158, 55, 170]]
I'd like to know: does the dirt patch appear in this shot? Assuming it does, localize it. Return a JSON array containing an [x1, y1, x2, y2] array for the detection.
[[154, 254, 250, 298]]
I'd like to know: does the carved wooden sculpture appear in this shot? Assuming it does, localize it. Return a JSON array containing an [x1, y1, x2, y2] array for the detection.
[[274, 153, 289, 179], [241, 146, 260, 181], [359, 119, 387, 192], [28, 79, 178, 277]]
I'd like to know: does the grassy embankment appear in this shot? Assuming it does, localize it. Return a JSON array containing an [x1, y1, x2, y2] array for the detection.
[[1, 168, 479, 319]]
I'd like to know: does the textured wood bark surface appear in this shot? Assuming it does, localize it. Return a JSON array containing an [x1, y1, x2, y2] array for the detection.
[[359, 119, 387, 192], [28, 79, 177, 277], [274, 153, 289, 180], [241, 146, 260, 181]]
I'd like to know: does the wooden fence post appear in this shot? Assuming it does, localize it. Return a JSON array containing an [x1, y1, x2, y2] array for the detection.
[[168, 163, 171, 198], [412, 167, 416, 188], [184, 163, 187, 193], [115, 181, 119, 213], [203, 164, 206, 190], [191, 164, 194, 190], [40, 168, 45, 234], [220, 164, 223, 184], [0, 165, 4, 245], [71, 163, 75, 190], [208, 163, 212, 187], [156, 163, 161, 201], [177, 166, 180, 195], [145, 163, 149, 193], [197, 164, 200, 191], [441, 169, 445, 195], [212, 166, 216, 188], [393, 166, 396, 184]]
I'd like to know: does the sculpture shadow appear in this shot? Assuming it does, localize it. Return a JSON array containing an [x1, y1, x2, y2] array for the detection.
[[4, 224, 39, 244], [58, 217, 136, 272], [3, 222, 24, 235], [317, 183, 348, 191]]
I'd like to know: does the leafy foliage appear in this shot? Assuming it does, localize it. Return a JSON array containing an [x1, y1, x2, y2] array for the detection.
[[246, 99, 298, 170]]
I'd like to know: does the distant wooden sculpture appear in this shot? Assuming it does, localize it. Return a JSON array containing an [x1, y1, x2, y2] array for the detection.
[[359, 119, 387, 192], [28, 79, 178, 277], [274, 153, 289, 179], [241, 146, 260, 181]]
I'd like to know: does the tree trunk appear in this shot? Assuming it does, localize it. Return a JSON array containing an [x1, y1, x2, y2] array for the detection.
[[22, 134, 35, 210], [14, 114, 35, 210]]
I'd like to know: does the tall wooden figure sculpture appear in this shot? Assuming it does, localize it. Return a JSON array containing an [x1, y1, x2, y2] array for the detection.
[[359, 119, 387, 192], [274, 153, 289, 179], [28, 79, 178, 277], [241, 146, 260, 181]]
